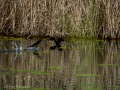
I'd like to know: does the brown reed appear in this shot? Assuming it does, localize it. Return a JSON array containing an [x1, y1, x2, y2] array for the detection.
[[0, 0, 120, 39], [98, 0, 120, 39]]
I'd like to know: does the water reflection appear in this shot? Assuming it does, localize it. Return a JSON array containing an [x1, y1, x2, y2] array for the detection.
[[0, 39, 120, 90], [0, 39, 43, 60]]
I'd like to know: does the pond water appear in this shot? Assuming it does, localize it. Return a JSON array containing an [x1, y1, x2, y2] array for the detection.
[[0, 38, 120, 90]]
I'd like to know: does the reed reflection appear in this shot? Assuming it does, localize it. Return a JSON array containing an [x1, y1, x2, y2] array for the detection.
[[0, 40, 119, 90]]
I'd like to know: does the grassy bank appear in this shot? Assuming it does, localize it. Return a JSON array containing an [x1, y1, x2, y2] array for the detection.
[[0, 0, 120, 39]]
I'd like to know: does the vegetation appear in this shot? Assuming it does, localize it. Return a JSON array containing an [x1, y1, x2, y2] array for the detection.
[[0, 0, 120, 39]]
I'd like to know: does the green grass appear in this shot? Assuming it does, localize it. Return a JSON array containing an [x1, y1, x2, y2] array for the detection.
[[48, 67, 64, 70], [75, 74, 101, 77], [9, 68, 53, 75], [98, 64, 118, 66]]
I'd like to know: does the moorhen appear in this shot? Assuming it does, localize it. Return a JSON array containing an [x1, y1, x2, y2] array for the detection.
[[50, 37, 64, 47], [28, 39, 42, 49], [50, 37, 64, 51]]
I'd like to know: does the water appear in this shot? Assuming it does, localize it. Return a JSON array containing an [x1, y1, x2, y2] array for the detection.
[[0, 39, 120, 90]]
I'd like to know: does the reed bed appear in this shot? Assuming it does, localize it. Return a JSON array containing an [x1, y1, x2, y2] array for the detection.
[[98, 0, 120, 39], [0, 0, 120, 38]]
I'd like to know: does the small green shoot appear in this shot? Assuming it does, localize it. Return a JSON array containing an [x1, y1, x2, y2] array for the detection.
[[75, 74, 101, 77], [48, 67, 64, 70], [98, 64, 118, 66], [33, 60, 46, 62]]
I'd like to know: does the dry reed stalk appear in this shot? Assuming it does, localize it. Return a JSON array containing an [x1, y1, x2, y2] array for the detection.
[[98, 0, 120, 39], [0, 0, 119, 38]]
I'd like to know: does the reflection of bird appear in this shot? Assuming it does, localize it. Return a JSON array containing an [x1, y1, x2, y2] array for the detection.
[[0, 39, 43, 60], [11, 42, 18, 50], [50, 37, 64, 47], [20, 44, 23, 51], [26, 39, 43, 59], [27, 39, 42, 49], [50, 46, 63, 51]]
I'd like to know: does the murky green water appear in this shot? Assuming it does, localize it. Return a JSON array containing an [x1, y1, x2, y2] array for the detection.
[[0, 39, 120, 90]]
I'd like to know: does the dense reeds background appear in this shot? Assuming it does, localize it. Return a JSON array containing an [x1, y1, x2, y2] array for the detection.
[[0, 0, 120, 38]]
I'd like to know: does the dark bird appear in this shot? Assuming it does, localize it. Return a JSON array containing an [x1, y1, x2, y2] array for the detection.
[[50, 37, 64, 51], [27, 39, 43, 59], [50, 37, 64, 47], [28, 39, 42, 48]]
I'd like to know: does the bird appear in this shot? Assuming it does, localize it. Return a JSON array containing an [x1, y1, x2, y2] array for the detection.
[[50, 37, 64, 51], [27, 39, 42, 49], [50, 37, 64, 47], [25, 39, 43, 59]]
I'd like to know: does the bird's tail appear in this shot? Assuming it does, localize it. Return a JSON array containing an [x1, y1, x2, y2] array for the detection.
[[29, 39, 42, 47]]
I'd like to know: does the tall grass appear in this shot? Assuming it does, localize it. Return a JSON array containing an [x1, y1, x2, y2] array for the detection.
[[0, 0, 120, 38], [98, 0, 120, 39]]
